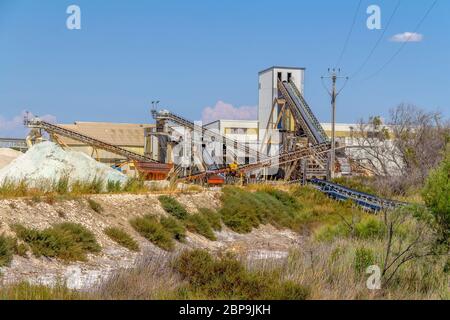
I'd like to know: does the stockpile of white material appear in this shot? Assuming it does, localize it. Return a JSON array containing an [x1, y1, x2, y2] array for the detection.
[[0, 148, 23, 170], [0, 141, 127, 188]]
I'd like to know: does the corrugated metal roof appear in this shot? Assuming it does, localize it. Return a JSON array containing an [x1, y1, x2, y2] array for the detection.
[[57, 122, 154, 147]]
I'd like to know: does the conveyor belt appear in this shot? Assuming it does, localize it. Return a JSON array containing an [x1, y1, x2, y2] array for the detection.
[[309, 178, 407, 212], [277, 80, 329, 144], [25, 118, 158, 163]]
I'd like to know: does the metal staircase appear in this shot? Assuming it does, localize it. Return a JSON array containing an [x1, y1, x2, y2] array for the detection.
[[25, 118, 158, 163]]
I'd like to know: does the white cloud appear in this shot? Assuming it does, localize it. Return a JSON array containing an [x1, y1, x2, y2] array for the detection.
[[0, 110, 57, 138], [390, 32, 423, 43], [202, 101, 257, 124]]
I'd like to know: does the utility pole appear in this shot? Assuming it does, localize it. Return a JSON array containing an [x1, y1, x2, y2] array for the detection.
[[321, 69, 348, 180]]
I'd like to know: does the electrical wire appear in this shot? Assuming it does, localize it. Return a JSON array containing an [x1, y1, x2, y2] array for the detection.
[[362, 0, 438, 81], [335, 0, 363, 68], [350, 0, 402, 79]]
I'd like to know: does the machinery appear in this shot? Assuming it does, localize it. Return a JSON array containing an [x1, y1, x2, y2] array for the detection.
[[24, 116, 173, 179]]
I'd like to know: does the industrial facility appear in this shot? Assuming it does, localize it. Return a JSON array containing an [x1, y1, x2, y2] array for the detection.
[[20, 66, 385, 185]]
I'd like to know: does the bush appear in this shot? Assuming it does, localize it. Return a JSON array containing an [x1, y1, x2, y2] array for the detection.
[[87, 198, 103, 213], [218, 186, 303, 233], [355, 217, 385, 239], [184, 214, 216, 241], [104, 227, 139, 252], [130, 215, 174, 251], [71, 177, 104, 194], [54, 176, 69, 194], [174, 249, 310, 300], [354, 247, 375, 274], [198, 208, 222, 231], [13, 223, 100, 262], [106, 180, 122, 193], [160, 216, 186, 242], [158, 196, 188, 220], [422, 146, 450, 244], [123, 178, 147, 193], [0, 179, 28, 198], [314, 224, 350, 242], [0, 234, 17, 267]]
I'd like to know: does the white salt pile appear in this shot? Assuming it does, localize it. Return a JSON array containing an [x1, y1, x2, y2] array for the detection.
[[0, 148, 23, 170], [0, 141, 127, 188]]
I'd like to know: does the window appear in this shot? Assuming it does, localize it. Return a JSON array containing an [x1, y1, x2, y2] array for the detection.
[[277, 72, 282, 81], [287, 72, 292, 82]]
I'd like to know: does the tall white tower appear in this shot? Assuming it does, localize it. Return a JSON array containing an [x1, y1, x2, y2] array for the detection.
[[258, 66, 305, 146]]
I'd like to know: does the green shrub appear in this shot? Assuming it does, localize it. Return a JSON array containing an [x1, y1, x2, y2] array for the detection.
[[106, 180, 122, 193], [13, 223, 100, 262], [174, 249, 310, 300], [53, 176, 69, 194], [0, 179, 28, 198], [130, 215, 174, 251], [87, 198, 103, 213], [71, 177, 104, 194], [123, 178, 147, 193], [355, 217, 385, 239], [315, 223, 350, 242], [104, 227, 139, 252], [0, 234, 17, 267], [354, 247, 375, 274], [198, 208, 222, 231], [315, 216, 386, 242], [422, 146, 450, 244], [218, 186, 303, 233], [185, 214, 216, 241], [160, 216, 186, 242], [158, 196, 188, 220]]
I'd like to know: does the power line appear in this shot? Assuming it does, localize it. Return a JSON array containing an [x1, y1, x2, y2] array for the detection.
[[335, 0, 363, 68], [362, 0, 438, 81], [321, 68, 349, 179], [350, 0, 402, 79]]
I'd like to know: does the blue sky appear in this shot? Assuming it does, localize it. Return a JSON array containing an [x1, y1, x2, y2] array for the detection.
[[0, 0, 449, 137]]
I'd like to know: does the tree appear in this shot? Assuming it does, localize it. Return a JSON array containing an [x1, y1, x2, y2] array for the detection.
[[380, 147, 449, 286], [352, 104, 449, 194], [422, 145, 450, 245]]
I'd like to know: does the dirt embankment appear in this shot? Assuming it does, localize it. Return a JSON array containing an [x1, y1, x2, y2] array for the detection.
[[0, 191, 302, 289]]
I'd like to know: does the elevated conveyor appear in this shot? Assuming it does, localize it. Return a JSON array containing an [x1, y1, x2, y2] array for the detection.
[[184, 142, 333, 181], [25, 118, 159, 163], [152, 110, 266, 162], [277, 79, 329, 145], [310, 178, 407, 212]]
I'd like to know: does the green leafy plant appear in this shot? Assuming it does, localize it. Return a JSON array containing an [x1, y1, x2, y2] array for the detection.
[[130, 215, 174, 251], [104, 227, 139, 252], [158, 196, 188, 220]]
